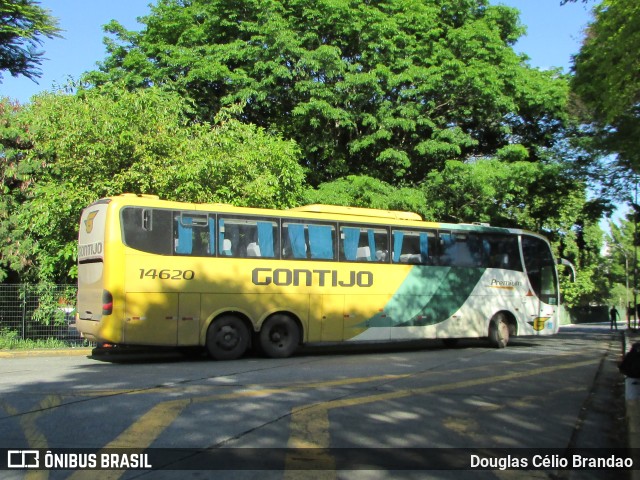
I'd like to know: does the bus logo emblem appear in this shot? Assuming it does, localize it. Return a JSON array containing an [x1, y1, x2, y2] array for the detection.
[[532, 317, 551, 331], [84, 211, 98, 234]]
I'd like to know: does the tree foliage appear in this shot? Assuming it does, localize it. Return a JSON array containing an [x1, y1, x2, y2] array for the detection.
[[571, 0, 640, 173], [421, 160, 585, 229], [0, 86, 304, 282], [0, 0, 611, 308], [86, 0, 570, 185], [604, 217, 635, 306], [304, 175, 429, 218], [0, 0, 61, 81]]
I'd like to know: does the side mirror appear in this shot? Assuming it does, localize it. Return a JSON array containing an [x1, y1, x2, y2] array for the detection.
[[558, 258, 576, 282]]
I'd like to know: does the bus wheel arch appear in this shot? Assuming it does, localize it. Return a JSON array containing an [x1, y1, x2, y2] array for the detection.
[[258, 312, 302, 358], [487, 311, 515, 348], [205, 313, 251, 360]]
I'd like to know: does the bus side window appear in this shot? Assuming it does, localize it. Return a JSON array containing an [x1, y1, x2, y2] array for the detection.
[[308, 224, 335, 260], [283, 223, 308, 259], [340, 225, 388, 263], [438, 232, 454, 266], [282, 222, 335, 260], [218, 216, 278, 258], [392, 230, 436, 264], [121, 207, 173, 255], [467, 233, 486, 267], [174, 213, 210, 256], [256, 221, 277, 258], [440, 232, 479, 267], [440, 232, 493, 267], [175, 215, 193, 254], [219, 218, 232, 255], [486, 235, 522, 271]]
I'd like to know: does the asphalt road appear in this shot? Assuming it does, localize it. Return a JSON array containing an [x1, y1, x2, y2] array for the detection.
[[0, 324, 630, 479]]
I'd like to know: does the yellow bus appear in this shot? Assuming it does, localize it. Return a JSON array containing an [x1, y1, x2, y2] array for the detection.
[[76, 194, 560, 359]]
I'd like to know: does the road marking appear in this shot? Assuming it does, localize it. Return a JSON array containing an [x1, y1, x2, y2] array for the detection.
[[1, 395, 61, 480], [284, 358, 599, 477], [286, 404, 337, 476], [63, 374, 409, 479], [55, 373, 410, 398], [67, 398, 192, 480], [1, 357, 599, 479]]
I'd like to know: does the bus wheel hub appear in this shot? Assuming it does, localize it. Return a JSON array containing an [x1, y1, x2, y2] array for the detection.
[[271, 331, 282, 342], [220, 327, 237, 347]]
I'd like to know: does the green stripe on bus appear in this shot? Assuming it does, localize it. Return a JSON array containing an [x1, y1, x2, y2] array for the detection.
[[363, 266, 486, 327]]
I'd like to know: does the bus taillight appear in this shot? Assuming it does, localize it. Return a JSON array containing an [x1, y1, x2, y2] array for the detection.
[[102, 290, 113, 315]]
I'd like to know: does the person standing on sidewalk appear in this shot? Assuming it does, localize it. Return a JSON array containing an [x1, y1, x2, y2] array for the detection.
[[610, 306, 620, 331]]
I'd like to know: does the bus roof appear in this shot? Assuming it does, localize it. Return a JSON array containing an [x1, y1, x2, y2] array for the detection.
[[289, 204, 423, 221], [102, 194, 543, 238]]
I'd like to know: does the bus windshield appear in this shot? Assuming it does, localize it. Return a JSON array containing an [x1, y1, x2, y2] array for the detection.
[[521, 235, 558, 306]]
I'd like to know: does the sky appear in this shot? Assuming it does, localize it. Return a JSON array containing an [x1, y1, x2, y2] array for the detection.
[[1, 0, 596, 104], [0, 0, 152, 102]]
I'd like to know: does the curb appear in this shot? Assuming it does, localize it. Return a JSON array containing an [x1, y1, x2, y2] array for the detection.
[[623, 330, 640, 479], [0, 348, 93, 358]]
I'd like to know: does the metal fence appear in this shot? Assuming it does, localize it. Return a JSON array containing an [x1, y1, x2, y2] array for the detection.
[[0, 284, 89, 346]]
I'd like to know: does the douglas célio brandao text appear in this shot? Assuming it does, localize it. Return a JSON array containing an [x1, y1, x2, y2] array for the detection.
[[470, 453, 633, 470]]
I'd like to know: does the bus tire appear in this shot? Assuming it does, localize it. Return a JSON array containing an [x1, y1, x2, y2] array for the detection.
[[259, 314, 300, 358], [206, 315, 250, 360], [488, 313, 509, 348]]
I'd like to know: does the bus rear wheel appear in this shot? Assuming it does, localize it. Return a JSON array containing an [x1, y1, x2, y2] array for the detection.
[[206, 315, 250, 360], [259, 314, 300, 358], [488, 313, 509, 348]]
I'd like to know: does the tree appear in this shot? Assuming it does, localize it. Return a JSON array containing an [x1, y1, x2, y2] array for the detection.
[[571, 0, 640, 174], [0, 0, 61, 81], [604, 218, 635, 307], [420, 159, 584, 227], [85, 0, 570, 186], [0, 86, 304, 283], [304, 175, 430, 217], [0, 98, 30, 282]]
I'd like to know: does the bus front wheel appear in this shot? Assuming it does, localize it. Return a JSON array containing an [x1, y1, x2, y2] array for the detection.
[[259, 314, 300, 358], [206, 315, 250, 360], [488, 313, 509, 349]]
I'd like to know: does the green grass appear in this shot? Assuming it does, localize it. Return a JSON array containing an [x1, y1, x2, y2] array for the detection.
[[0, 328, 72, 350]]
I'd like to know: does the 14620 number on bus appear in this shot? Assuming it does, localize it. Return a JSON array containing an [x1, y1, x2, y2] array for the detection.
[[138, 269, 195, 280]]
